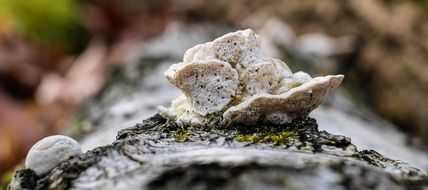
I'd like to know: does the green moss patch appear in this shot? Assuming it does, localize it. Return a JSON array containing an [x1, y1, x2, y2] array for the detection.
[[173, 129, 190, 142], [236, 131, 299, 146]]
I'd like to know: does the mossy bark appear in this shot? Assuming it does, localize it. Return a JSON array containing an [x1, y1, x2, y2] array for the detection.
[[9, 114, 428, 190]]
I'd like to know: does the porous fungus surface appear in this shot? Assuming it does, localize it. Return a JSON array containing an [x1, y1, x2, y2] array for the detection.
[[159, 29, 344, 126]]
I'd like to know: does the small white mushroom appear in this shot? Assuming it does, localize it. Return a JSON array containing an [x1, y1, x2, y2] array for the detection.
[[25, 135, 82, 176]]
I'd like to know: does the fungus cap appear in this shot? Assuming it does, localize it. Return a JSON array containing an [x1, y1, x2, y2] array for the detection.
[[159, 29, 344, 126], [25, 135, 82, 176], [223, 75, 344, 125]]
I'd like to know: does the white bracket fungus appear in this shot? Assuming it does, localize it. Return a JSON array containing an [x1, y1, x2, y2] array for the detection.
[[158, 29, 344, 126], [25, 135, 82, 176]]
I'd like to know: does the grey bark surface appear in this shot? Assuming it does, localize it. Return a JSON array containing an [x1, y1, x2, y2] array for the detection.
[[9, 114, 428, 189]]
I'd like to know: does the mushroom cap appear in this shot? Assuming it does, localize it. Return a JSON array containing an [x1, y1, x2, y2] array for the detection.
[[25, 135, 82, 176], [165, 60, 239, 116], [223, 75, 344, 125]]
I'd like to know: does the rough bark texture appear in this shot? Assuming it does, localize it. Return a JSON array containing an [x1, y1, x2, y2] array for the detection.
[[9, 114, 428, 190]]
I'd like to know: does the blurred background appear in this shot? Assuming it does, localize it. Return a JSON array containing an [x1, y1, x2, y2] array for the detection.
[[1, 0, 428, 187]]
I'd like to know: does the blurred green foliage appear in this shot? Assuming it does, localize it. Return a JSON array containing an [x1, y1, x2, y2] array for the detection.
[[0, 171, 13, 190], [0, 0, 89, 53], [69, 117, 86, 137]]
